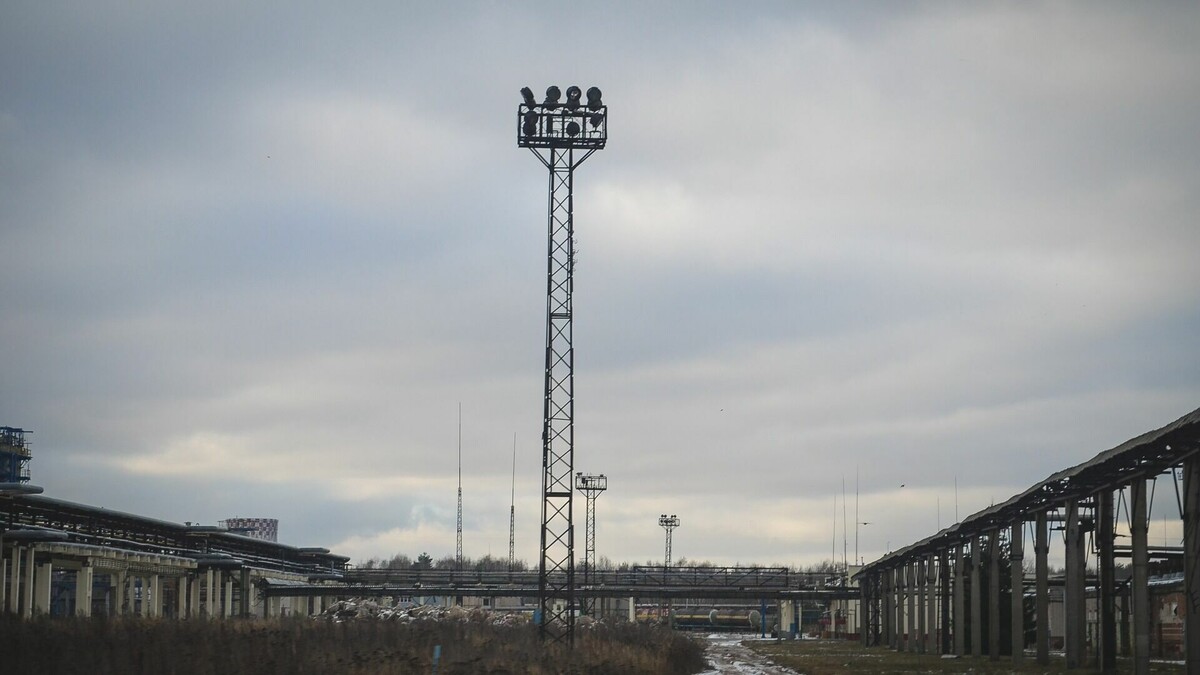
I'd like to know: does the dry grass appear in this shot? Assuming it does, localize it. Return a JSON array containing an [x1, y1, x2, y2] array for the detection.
[[0, 614, 707, 675], [745, 638, 1186, 674]]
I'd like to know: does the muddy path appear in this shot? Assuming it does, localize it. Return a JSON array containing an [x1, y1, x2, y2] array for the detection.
[[697, 634, 803, 675]]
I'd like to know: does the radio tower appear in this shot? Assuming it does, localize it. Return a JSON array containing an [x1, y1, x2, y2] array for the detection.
[[517, 84, 607, 646], [509, 433, 517, 571], [575, 472, 608, 616], [456, 403, 463, 572]]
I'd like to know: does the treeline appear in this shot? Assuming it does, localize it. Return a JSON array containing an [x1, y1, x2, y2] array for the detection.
[[357, 553, 531, 571], [356, 553, 856, 574]]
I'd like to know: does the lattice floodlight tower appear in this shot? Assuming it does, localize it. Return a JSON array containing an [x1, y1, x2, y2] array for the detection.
[[517, 84, 607, 646], [659, 514, 680, 569], [658, 514, 680, 623], [575, 472, 608, 616]]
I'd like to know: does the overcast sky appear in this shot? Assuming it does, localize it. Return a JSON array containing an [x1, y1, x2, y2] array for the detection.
[[2, 3, 1198, 569]]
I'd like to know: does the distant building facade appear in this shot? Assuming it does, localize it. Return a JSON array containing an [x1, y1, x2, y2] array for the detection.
[[220, 517, 279, 542]]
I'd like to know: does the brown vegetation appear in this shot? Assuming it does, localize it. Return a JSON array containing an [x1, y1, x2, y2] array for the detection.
[[745, 638, 1186, 674], [0, 613, 706, 675]]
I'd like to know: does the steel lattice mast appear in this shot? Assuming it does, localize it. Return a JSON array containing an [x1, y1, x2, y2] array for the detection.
[[456, 403, 463, 573], [509, 433, 517, 571], [575, 472, 608, 616], [659, 514, 680, 569], [517, 85, 607, 646], [659, 514, 680, 623]]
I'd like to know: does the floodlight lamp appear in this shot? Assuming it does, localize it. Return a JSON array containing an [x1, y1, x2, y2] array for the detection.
[[522, 111, 538, 137], [520, 87, 537, 107], [566, 121, 581, 136], [586, 87, 603, 109], [543, 86, 562, 109], [589, 112, 604, 129], [565, 86, 582, 109]]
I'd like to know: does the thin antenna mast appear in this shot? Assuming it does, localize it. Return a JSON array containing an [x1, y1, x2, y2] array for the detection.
[[456, 403, 463, 572], [509, 432, 517, 571], [854, 468, 860, 566], [954, 475, 959, 522], [841, 476, 848, 572], [831, 493, 837, 566]]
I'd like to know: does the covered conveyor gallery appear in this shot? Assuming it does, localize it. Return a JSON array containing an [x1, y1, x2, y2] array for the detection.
[[854, 407, 1200, 672]]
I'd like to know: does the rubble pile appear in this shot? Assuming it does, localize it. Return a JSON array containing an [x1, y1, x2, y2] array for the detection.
[[316, 599, 533, 626]]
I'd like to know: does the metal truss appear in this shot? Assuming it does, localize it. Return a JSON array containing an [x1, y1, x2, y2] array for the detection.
[[519, 85, 606, 647], [530, 147, 596, 646], [575, 473, 607, 616]]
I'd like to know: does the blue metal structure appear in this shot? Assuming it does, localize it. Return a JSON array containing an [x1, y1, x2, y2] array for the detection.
[[0, 426, 32, 483]]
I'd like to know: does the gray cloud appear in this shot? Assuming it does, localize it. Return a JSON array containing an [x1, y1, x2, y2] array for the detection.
[[2, 2, 1198, 568]]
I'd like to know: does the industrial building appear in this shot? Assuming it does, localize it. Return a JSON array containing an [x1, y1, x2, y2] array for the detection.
[[1, 493, 348, 619], [0, 428, 348, 619]]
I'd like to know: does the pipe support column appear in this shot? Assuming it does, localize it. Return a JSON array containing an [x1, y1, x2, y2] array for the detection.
[[1036, 510, 1050, 665], [989, 530, 1001, 660], [1065, 500, 1086, 669], [971, 536, 982, 657], [954, 544, 966, 656], [1010, 520, 1024, 663], [1131, 479, 1150, 675], [908, 562, 917, 652], [75, 564, 93, 617], [1097, 489, 1116, 672], [926, 553, 937, 654], [1184, 457, 1200, 669], [33, 561, 51, 614]]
